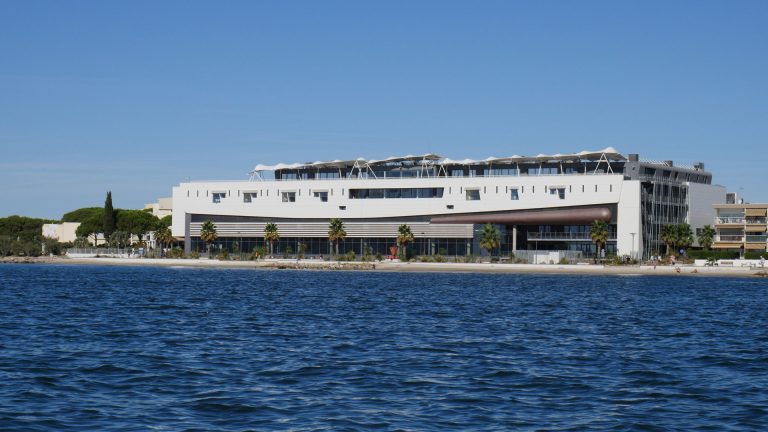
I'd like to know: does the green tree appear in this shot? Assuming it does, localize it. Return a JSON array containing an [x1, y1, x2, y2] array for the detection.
[[396, 224, 415, 260], [660, 224, 677, 257], [75, 213, 103, 246], [590, 220, 610, 263], [698, 225, 715, 250], [116, 209, 159, 241], [264, 222, 280, 257], [154, 226, 175, 251], [62, 207, 103, 223], [676, 222, 694, 254], [158, 215, 172, 228], [0, 215, 57, 242], [103, 191, 116, 238], [479, 223, 500, 259], [199, 220, 218, 256], [328, 218, 347, 255], [109, 230, 130, 248]]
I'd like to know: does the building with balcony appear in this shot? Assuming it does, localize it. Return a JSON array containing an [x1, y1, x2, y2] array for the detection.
[[712, 204, 768, 252], [171, 148, 726, 259]]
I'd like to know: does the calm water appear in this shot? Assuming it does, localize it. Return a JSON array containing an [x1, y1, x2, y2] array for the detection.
[[1, 265, 767, 431]]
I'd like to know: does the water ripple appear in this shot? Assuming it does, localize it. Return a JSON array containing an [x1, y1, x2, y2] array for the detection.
[[1, 264, 767, 430]]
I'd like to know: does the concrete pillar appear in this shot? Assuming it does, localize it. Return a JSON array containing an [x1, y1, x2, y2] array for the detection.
[[184, 213, 191, 255], [512, 225, 518, 252]]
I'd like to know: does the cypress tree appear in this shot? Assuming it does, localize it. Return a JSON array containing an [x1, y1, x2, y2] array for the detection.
[[103, 191, 116, 237]]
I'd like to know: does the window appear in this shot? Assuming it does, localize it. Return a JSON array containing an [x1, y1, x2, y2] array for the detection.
[[313, 191, 328, 202], [281, 192, 296, 202], [281, 173, 298, 180], [243, 192, 256, 203], [317, 171, 340, 179], [511, 189, 519, 200], [349, 188, 444, 199], [466, 189, 481, 201], [490, 168, 519, 176], [549, 188, 565, 199], [212, 192, 226, 203], [451, 169, 464, 177]]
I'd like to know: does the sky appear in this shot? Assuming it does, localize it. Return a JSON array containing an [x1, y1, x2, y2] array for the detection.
[[1, 0, 767, 219]]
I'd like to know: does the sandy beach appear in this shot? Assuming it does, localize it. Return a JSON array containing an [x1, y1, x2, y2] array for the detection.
[[4, 255, 767, 278]]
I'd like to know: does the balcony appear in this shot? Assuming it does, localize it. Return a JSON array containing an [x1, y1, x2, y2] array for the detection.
[[527, 232, 617, 242], [716, 217, 744, 224], [716, 235, 744, 242], [746, 235, 768, 243], [745, 218, 767, 225]]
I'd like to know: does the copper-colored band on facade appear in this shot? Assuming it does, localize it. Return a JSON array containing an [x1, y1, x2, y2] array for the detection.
[[430, 207, 612, 225]]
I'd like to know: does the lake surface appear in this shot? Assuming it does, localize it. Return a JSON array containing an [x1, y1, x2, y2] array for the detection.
[[1, 264, 767, 431]]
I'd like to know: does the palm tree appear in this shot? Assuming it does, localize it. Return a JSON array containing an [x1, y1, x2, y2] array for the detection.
[[676, 222, 693, 255], [154, 226, 174, 252], [199, 220, 218, 256], [479, 223, 500, 260], [660, 224, 677, 257], [698, 225, 715, 250], [590, 220, 609, 263], [108, 230, 129, 248], [396, 224, 415, 260], [328, 218, 347, 255], [264, 222, 280, 257]]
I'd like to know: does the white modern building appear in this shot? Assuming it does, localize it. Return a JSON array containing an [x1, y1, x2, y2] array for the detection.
[[171, 148, 726, 259]]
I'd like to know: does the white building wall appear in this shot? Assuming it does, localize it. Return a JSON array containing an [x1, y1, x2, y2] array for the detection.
[[172, 174, 628, 238], [616, 180, 642, 258], [687, 183, 727, 246]]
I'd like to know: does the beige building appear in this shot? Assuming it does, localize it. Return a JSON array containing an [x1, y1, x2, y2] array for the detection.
[[712, 204, 768, 251], [42, 222, 81, 243], [144, 197, 172, 219]]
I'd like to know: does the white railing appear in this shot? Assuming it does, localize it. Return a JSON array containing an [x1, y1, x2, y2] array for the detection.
[[746, 218, 767, 225], [716, 217, 744, 224], [746, 235, 768, 243], [716, 235, 744, 242]]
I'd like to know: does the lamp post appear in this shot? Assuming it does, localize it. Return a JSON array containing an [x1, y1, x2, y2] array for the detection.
[[630, 232, 636, 261]]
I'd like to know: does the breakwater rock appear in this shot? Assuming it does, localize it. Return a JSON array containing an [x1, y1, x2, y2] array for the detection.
[[260, 261, 377, 271], [0, 256, 68, 264]]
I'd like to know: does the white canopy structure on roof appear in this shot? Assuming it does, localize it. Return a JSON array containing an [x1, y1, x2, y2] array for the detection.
[[248, 147, 626, 179]]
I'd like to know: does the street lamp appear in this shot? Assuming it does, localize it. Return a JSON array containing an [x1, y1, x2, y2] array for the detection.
[[630, 232, 636, 261]]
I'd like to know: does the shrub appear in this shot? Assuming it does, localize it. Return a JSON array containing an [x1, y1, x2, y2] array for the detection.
[[345, 250, 356, 261], [375, 252, 383, 262], [189, 251, 200, 259], [419, 255, 430, 262], [745, 251, 768, 260], [558, 257, 569, 265], [434, 254, 445, 263], [167, 248, 185, 258], [686, 249, 739, 260], [217, 250, 230, 260]]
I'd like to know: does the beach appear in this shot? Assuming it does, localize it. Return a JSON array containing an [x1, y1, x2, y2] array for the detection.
[[4, 255, 767, 278]]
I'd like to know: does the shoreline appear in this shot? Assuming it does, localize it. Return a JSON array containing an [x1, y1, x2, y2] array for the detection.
[[3, 256, 768, 278]]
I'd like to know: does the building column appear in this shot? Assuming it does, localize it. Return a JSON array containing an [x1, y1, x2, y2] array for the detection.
[[512, 225, 518, 252], [184, 213, 191, 255]]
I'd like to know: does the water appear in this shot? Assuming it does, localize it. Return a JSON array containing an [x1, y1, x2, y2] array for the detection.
[[1, 264, 767, 431]]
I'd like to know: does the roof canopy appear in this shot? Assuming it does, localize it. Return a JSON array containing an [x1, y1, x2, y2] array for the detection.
[[250, 147, 625, 173]]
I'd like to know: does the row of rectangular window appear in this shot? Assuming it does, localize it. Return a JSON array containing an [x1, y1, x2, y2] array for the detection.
[[349, 188, 445, 199], [200, 183, 615, 203]]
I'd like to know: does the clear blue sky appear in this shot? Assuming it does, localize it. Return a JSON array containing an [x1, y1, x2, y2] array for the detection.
[[1, 0, 766, 219]]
